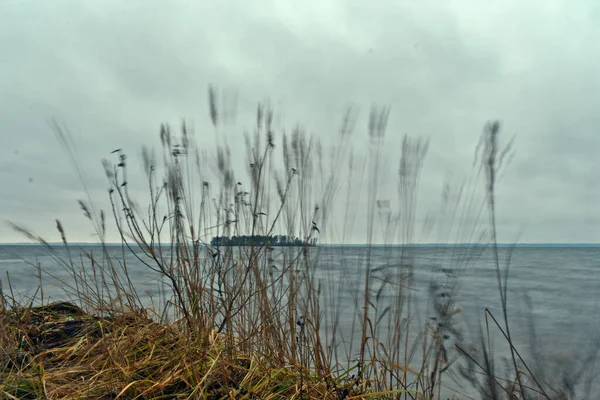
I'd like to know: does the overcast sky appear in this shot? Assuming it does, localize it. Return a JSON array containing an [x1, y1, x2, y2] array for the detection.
[[1, 0, 600, 244]]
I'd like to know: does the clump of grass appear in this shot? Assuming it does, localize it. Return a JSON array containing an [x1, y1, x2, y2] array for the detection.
[[2, 90, 381, 399], [2, 87, 597, 399], [1, 300, 351, 399]]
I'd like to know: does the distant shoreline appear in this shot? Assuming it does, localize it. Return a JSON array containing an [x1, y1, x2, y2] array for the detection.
[[2, 242, 600, 248]]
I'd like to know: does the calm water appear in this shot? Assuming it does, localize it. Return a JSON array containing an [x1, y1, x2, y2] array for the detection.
[[1, 244, 599, 398]]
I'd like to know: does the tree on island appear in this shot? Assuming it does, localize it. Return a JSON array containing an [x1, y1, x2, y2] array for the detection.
[[210, 234, 317, 247]]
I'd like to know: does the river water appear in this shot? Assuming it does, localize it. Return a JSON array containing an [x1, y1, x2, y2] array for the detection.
[[1, 244, 598, 398]]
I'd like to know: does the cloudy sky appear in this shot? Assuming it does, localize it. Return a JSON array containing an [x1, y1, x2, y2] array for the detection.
[[1, 0, 600, 244]]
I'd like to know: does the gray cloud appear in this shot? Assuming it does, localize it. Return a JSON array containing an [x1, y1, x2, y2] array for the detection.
[[1, 0, 599, 243]]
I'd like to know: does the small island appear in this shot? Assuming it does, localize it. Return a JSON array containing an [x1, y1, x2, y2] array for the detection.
[[210, 234, 317, 247]]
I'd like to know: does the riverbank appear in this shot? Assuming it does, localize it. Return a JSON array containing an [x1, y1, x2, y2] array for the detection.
[[0, 302, 366, 399]]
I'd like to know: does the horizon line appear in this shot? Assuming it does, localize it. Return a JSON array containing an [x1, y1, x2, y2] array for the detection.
[[1, 242, 600, 248]]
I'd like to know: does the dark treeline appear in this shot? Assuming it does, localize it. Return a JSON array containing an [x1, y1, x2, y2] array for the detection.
[[210, 235, 317, 247]]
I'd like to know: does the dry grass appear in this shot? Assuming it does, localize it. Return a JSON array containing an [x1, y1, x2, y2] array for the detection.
[[0, 301, 365, 399], [2, 89, 598, 399]]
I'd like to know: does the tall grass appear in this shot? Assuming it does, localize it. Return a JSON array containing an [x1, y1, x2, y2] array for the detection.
[[1, 89, 598, 399]]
